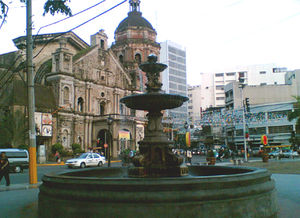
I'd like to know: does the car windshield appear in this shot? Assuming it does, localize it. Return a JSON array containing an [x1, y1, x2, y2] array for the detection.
[[78, 153, 89, 159]]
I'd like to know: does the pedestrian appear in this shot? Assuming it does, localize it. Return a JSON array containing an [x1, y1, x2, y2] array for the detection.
[[54, 151, 61, 163], [0, 152, 10, 186]]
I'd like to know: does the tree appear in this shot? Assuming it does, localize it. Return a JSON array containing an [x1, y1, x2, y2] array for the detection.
[[0, 110, 28, 148], [288, 96, 300, 149], [0, 0, 71, 20]]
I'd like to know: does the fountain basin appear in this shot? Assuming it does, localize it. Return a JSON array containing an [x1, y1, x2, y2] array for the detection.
[[120, 93, 189, 111], [38, 165, 277, 218]]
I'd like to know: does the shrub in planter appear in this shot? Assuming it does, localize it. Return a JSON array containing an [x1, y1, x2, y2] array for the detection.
[[71, 143, 83, 155], [51, 143, 64, 155]]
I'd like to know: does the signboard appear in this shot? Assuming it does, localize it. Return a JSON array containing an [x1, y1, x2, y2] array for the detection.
[[186, 132, 191, 147], [119, 130, 130, 140], [261, 135, 268, 145], [35, 112, 53, 137]]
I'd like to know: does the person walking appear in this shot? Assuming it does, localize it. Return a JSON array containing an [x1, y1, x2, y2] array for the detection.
[[0, 152, 10, 186], [54, 151, 61, 163]]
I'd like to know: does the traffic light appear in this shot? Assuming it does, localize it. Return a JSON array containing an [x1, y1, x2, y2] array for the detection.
[[245, 98, 250, 112]]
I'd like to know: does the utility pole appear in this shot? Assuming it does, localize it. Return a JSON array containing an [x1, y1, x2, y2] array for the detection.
[[239, 77, 248, 162], [27, 0, 37, 184]]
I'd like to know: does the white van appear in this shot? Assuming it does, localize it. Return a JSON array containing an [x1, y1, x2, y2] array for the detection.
[[0, 148, 29, 173]]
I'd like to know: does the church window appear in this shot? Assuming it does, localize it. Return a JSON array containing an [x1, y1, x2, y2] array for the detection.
[[62, 129, 69, 148], [135, 53, 141, 64], [100, 40, 104, 49], [63, 87, 70, 104], [78, 97, 84, 112], [101, 92, 105, 97], [100, 102, 105, 116], [119, 55, 124, 63], [119, 103, 125, 115]]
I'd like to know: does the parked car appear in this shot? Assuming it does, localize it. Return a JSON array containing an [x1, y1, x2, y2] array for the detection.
[[0, 148, 29, 173], [66, 153, 106, 168], [268, 150, 280, 158], [281, 150, 299, 159], [192, 149, 201, 155]]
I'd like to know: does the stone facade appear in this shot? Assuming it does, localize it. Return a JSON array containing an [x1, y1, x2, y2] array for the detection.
[[0, 1, 160, 159]]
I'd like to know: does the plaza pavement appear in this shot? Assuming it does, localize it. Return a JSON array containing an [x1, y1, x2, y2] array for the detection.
[[0, 160, 299, 218]]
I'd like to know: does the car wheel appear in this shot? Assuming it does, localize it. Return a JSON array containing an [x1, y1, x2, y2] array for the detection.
[[98, 161, 103, 167], [14, 166, 22, 173], [80, 162, 86, 168]]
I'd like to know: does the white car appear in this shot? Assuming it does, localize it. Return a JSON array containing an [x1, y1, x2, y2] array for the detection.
[[66, 153, 106, 168]]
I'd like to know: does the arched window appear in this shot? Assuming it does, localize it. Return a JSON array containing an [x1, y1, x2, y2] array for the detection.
[[62, 129, 69, 148], [78, 97, 84, 112], [135, 53, 141, 64], [119, 55, 123, 63], [63, 87, 70, 104], [100, 102, 105, 116], [100, 39, 104, 49], [119, 103, 125, 115]]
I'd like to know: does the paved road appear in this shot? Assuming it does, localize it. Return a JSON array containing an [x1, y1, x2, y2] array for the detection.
[[273, 174, 300, 218]]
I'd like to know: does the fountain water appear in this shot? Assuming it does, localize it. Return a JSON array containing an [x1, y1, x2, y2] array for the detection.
[[38, 56, 278, 218]]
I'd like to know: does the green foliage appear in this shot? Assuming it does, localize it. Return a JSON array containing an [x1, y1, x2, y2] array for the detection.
[[17, 144, 29, 150], [0, 0, 72, 20], [119, 148, 131, 163], [43, 0, 72, 16], [51, 143, 64, 154], [71, 143, 83, 154], [0, 110, 27, 148]]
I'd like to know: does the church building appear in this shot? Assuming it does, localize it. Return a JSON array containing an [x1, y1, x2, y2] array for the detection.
[[0, 0, 160, 159]]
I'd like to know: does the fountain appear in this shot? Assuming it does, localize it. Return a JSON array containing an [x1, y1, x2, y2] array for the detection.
[[38, 56, 278, 218]]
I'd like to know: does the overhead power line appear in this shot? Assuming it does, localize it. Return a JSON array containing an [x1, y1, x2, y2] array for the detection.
[[33, 0, 127, 59], [34, 0, 106, 37]]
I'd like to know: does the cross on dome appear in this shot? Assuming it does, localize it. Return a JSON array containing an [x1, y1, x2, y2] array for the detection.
[[129, 0, 140, 12]]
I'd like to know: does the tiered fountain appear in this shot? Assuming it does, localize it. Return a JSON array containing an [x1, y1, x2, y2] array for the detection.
[[38, 56, 278, 218]]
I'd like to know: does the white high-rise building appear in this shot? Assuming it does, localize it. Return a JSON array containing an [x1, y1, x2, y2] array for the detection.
[[211, 64, 287, 107], [160, 40, 188, 123]]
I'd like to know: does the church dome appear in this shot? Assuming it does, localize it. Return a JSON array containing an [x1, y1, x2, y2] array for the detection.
[[115, 11, 154, 33]]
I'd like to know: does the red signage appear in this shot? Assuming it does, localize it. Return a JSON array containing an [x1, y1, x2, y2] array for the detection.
[[261, 135, 268, 145], [104, 144, 108, 148]]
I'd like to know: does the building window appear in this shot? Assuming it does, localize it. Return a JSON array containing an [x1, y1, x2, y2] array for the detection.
[[216, 85, 224, 90], [100, 102, 105, 116], [135, 53, 141, 64], [63, 87, 70, 104], [260, 83, 267, 86], [269, 125, 293, 134], [119, 103, 125, 115], [226, 72, 235, 76], [260, 71, 266, 74], [216, 97, 225, 100], [100, 40, 104, 49], [77, 97, 84, 112], [119, 55, 123, 63], [215, 73, 224, 77]]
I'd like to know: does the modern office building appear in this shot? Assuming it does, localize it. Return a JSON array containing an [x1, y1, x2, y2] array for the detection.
[[211, 64, 287, 107], [160, 40, 188, 125]]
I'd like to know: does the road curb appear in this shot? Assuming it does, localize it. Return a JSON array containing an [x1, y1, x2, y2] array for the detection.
[[0, 182, 42, 192]]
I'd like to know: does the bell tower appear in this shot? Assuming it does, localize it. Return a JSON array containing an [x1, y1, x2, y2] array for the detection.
[[112, 0, 160, 91]]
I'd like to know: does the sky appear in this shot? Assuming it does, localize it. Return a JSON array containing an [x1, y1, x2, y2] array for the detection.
[[1, 0, 300, 85]]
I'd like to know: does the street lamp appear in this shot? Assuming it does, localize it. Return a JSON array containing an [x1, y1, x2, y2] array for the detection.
[[107, 116, 113, 167]]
